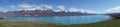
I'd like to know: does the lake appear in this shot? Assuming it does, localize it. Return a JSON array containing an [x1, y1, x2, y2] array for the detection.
[[1, 15, 110, 24]]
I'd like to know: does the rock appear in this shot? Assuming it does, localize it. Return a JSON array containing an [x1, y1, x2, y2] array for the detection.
[[0, 17, 4, 20]]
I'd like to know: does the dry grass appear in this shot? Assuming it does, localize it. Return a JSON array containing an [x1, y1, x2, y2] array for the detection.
[[0, 20, 61, 27]]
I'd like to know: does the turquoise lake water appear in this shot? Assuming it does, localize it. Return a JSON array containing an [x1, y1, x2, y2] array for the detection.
[[2, 15, 110, 24]]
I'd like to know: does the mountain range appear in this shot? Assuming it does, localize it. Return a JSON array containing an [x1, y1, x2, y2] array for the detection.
[[0, 9, 96, 16]]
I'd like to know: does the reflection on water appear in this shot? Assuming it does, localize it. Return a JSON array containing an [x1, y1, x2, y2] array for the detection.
[[2, 15, 109, 24]]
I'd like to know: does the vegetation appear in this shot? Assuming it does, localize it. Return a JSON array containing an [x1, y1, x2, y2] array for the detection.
[[0, 20, 63, 27], [107, 13, 120, 20], [0, 19, 120, 27], [0, 17, 4, 20], [56, 19, 120, 27]]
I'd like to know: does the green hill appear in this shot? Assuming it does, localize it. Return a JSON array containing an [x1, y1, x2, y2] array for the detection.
[[57, 20, 120, 27]]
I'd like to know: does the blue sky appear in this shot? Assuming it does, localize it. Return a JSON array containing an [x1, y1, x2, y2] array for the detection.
[[0, 0, 120, 13]]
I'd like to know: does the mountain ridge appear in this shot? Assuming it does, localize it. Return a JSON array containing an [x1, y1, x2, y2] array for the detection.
[[0, 9, 96, 16]]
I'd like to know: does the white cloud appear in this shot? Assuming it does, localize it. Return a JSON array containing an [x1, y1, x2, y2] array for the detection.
[[69, 7, 80, 12], [57, 5, 65, 10], [69, 7, 99, 14], [0, 7, 5, 10], [34, 4, 44, 10], [18, 3, 35, 8], [106, 6, 120, 13], [9, 5, 15, 8], [35, 6, 42, 9], [24, 8, 36, 10], [0, 7, 6, 12], [44, 5, 53, 9]]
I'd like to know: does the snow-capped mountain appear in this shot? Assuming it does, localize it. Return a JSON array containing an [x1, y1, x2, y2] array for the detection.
[[0, 9, 96, 16]]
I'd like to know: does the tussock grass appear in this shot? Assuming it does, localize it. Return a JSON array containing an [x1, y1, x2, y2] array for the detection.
[[0, 20, 62, 27], [0, 19, 120, 27]]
